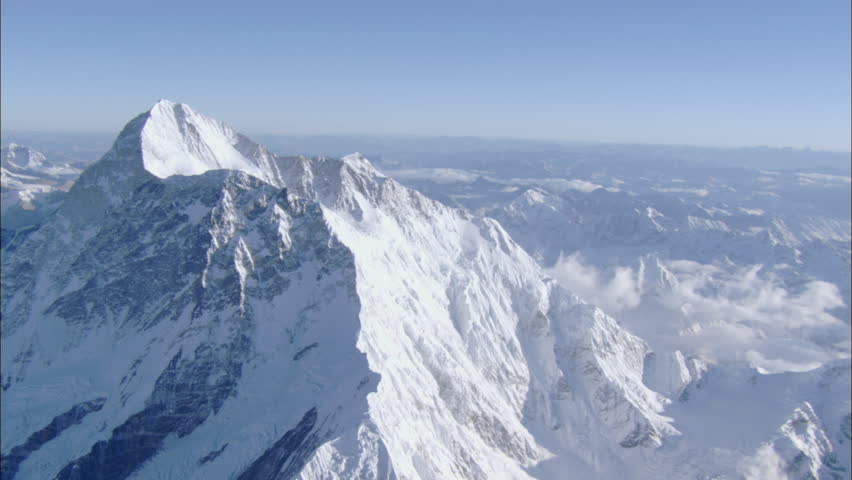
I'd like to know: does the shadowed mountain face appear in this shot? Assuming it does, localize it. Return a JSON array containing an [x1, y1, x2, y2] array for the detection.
[[1, 101, 849, 480], [1, 103, 374, 478]]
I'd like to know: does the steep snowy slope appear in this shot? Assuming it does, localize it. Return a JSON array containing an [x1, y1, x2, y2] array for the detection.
[[392, 172, 851, 366], [3, 174, 374, 480], [139, 100, 281, 183], [381, 154, 852, 478], [2, 101, 849, 480], [271, 154, 679, 479]]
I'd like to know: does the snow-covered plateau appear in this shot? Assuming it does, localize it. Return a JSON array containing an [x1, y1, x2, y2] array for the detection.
[[1, 100, 849, 480]]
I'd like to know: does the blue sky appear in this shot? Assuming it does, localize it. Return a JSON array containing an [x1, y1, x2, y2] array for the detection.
[[1, 0, 849, 151]]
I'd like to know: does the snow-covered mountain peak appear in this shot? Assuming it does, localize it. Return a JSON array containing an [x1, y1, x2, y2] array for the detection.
[[3, 143, 47, 170], [138, 99, 279, 185], [73, 101, 382, 206], [60, 101, 286, 221], [339, 152, 385, 179]]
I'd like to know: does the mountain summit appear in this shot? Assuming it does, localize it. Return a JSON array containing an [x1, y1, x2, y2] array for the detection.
[[139, 99, 280, 183], [1, 102, 848, 480]]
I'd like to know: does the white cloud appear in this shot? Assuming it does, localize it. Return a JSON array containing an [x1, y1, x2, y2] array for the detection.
[[385, 168, 482, 184], [561, 179, 605, 193], [545, 254, 849, 373], [738, 208, 764, 216], [660, 261, 843, 332], [651, 186, 710, 197], [752, 191, 781, 198], [796, 172, 851, 186], [738, 444, 790, 480], [544, 252, 642, 314], [509, 177, 604, 193]]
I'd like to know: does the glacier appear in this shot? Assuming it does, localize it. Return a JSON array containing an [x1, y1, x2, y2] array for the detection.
[[1, 100, 849, 480]]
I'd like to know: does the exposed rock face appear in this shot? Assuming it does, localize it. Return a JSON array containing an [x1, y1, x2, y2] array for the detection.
[[2, 109, 374, 478], [1, 397, 106, 480]]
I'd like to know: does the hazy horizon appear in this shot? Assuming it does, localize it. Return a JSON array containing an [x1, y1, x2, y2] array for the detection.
[[2, 1, 850, 151], [3, 126, 851, 155]]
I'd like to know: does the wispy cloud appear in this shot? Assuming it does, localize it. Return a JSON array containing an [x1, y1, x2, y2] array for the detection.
[[545, 254, 848, 373], [384, 168, 483, 184], [544, 252, 641, 314], [509, 178, 605, 193], [795, 172, 851, 186], [651, 186, 710, 197]]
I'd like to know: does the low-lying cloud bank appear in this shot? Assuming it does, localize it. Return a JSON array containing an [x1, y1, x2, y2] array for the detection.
[[383, 168, 483, 184], [545, 253, 642, 314], [545, 252, 849, 373]]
